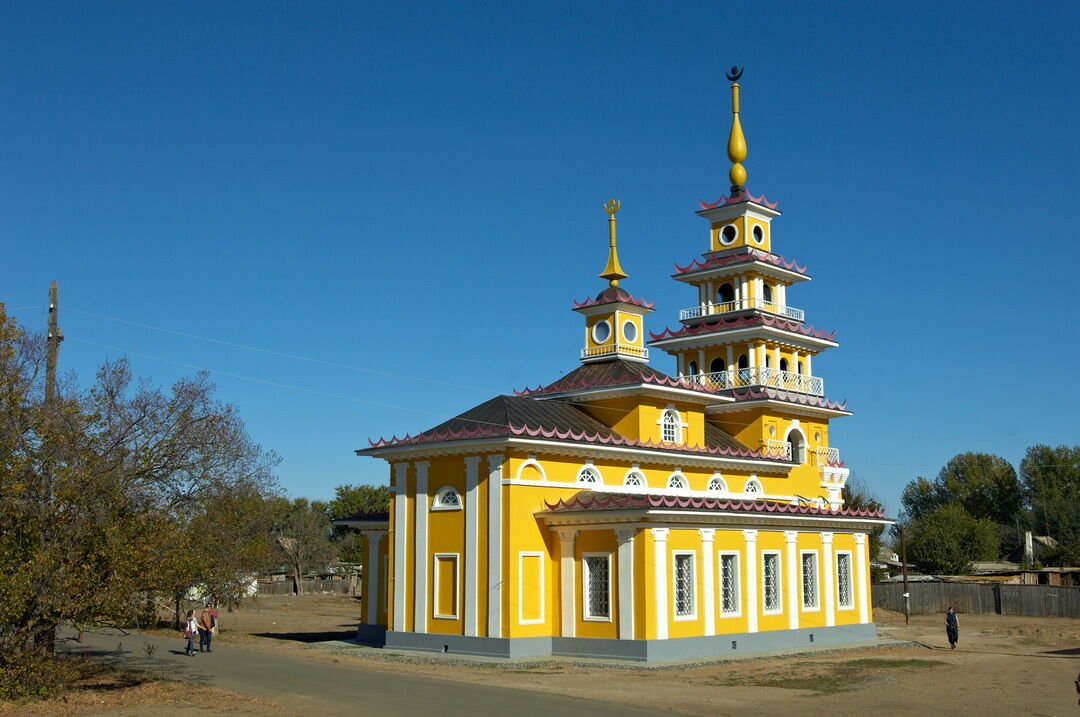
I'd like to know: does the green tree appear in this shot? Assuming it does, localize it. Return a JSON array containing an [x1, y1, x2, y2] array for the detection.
[[905, 503, 1000, 574], [327, 483, 391, 518], [272, 498, 338, 594], [1020, 444, 1080, 564], [900, 453, 1021, 526], [0, 309, 279, 696]]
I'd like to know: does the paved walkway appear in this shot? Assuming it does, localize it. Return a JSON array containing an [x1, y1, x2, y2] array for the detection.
[[68, 629, 669, 716]]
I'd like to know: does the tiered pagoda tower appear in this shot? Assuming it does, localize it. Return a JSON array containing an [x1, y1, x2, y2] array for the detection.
[[649, 67, 850, 507]]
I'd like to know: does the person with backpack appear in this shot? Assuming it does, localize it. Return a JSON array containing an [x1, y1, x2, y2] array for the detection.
[[182, 610, 198, 657]]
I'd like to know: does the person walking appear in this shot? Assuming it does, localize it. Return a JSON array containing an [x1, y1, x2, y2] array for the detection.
[[183, 610, 199, 657], [198, 603, 215, 652], [945, 606, 959, 649]]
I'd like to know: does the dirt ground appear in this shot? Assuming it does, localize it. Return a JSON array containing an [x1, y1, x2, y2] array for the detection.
[[23, 594, 1080, 715]]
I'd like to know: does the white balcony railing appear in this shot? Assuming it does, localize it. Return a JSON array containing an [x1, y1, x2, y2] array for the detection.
[[685, 366, 824, 396], [764, 439, 792, 460], [679, 298, 804, 323], [812, 446, 841, 465], [765, 440, 840, 465], [580, 343, 649, 361]]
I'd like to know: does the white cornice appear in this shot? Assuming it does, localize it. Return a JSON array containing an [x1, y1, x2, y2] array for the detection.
[[531, 382, 734, 405], [695, 202, 782, 223], [535, 510, 891, 532], [672, 261, 811, 285], [648, 324, 838, 352], [358, 436, 791, 473], [705, 399, 853, 419]]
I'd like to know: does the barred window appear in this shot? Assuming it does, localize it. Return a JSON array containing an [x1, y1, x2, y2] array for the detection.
[[801, 552, 819, 609], [667, 473, 687, 490], [661, 409, 681, 443], [763, 552, 781, 613], [720, 553, 739, 615], [745, 478, 763, 494], [624, 471, 645, 488], [707, 476, 726, 493], [583, 555, 610, 620], [674, 552, 696, 618], [577, 466, 600, 484], [837, 553, 853, 608]]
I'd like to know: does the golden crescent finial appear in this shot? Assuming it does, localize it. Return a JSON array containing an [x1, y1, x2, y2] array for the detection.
[[599, 199, 627, 287], [726, 65, 747, 193]]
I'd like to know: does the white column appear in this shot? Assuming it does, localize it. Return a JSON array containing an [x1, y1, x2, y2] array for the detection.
[[778, 284, 786, 307], [697, 349, 706, 375], [855, 533, 870, 624], [738, 276, 747, 304], [413, 461, 429, 633], [677, 353, 685, 378], [792, 350, 801, 374], [616, 528, 636, 640], [365, 531, 384, 625], [487, 455, 504, 637], [392, 463, 408, 632], [747, 342, 757, 368], [785, 530, 799, 630], [652, 528, 669, 639], [822, 532, 835, 627], [754, 277, 763, 306], [757, 343, 767, 371], [804, 353, 812, 376], [725, 345, 734, 370], [558, 529, 577, 637], [463, 456, 480, 636], [743, 529, 758, 633], [700, 529, 716, 636], [772, 346, 781, 372]]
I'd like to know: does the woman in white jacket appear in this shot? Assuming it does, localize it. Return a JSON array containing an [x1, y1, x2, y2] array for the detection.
[[183, 609, 199, 657]]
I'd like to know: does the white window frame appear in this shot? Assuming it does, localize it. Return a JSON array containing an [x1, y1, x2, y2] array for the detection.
[[744, 477, 763, 494], [517, 551, 545, 625], [672, 550, 697, 621], [667, 471, 688, 491], [718, 551, 741, 617], [800, 550, 820, 612], [657, 406, 686, 444], [623, 469, 647, 490], [761, 550, 783, 615], [576, 463, 603, 485], [836, 550, 854, 610], [431, 485, 463, 511], [432, 553, 460, 620], [582, 552, 612, 622], [707, 475, 727, 494]]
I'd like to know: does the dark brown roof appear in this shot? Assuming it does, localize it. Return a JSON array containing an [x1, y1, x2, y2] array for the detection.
[[515, 358, 715, 397], [422, 395, 618, 441]]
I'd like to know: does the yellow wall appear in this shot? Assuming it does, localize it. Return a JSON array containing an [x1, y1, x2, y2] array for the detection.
[[710, 215, 772, 253]]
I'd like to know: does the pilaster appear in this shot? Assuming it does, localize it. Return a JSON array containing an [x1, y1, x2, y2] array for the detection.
[[699, 529, 716, 636], [822, 532, 835, 627], [652, 528, 669, 639], [616, 528, 636, 640], [413, 461, 429, 633], [463, 456, 481, 636], [557, 529, 578, 637], [486, 454, 504, 638], [743, 529, 758, 633]]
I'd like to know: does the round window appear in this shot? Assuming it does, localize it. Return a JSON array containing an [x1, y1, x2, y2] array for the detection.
[[622, 320, 637, 343], [720, 224, 738, 245], [753, 225, 764, 243], [592, 320, 611, 344]]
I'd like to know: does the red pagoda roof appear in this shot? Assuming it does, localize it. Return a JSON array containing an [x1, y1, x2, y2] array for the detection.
[[674, 249, 808, 276], [698, 190, 780, 211], [649, 313, 837, 342], [542, 491, 885, 518], [572, 287, 655, 310]]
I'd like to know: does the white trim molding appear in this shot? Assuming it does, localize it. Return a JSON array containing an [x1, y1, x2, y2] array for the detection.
[[487, 454, 505, 637], [855, 533, 870, 623], [515, 454, 547, 481], [800, 549, 820, 612], [784, 530, 799, 630], [413, 461, 430, 633], [392, 462, 408, 632], [835, 549, 855, 611], [463, 456, 480, 636], [821, 532, 835, 626], [432, 552, 460, 620], [517, 551, 545, 626], [743, 530, 758, 633], [700, 529, 716, 636], [652, 528, 669, 639], [582, 552, 614, 622], [431, 485, 462, 511], [761, 550, 783, 616], [616, 528, 636, 640]]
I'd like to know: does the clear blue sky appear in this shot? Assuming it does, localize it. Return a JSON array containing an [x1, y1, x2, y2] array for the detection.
[[3, 1, 1078, 514]]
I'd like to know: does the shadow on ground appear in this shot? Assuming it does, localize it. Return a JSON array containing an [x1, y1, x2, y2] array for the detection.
[[252, 628, 357, 643]]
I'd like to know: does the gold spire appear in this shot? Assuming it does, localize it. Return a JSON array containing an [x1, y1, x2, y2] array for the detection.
[[599, 199, 627, 287], [725, 66, 747, 193]]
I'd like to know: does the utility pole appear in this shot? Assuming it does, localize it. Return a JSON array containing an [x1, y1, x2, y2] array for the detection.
[[45, 281, 63, 404], [899, 524, 910, 625]]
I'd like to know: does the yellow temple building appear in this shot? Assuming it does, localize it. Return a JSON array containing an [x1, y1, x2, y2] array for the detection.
[[335, 69, 890, 661]]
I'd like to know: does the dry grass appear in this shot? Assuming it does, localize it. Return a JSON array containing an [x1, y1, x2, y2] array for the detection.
[[0, 657, 274, 716]]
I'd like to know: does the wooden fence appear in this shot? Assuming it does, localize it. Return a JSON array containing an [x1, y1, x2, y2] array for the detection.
[[872, 582, 1080, 618], [257, 579, 355, 596]]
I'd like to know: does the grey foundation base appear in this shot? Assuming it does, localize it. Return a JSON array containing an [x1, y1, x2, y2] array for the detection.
[[355, 624, 388, 644], [379, 623, 878, 662]]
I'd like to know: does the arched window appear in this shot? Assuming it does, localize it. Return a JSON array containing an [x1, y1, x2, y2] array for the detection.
[[716, 283, 735, 304], [709, 357, 726, 374], [577, 466, 601, 484], [779, 357, 789, 372], [744, 478, 763, 494], [763, 284, 774, 303], [787, 429, 807, 464], [624, 470, 646, 489], [764, 354, 772, 368], [667, 473, 688, 490], [707, 475, 727, 493], [686, 361, 698, 376], [432, 486, 462, 511], [660, 409, 682, 443], [797, 360, 805, 374], [737, 354, 749, 370]]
